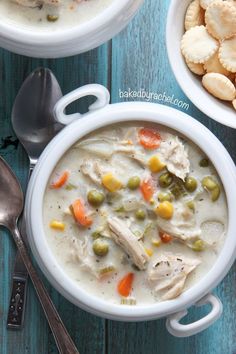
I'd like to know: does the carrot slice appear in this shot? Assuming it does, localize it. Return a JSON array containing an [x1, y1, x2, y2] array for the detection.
[[138, 128, 161, 149], [51, 171, 69, 189], [70, 199, 93, 227], [160, 232, 173, 243], [140, 177, 155, 202], [117, 273, 134, 297]]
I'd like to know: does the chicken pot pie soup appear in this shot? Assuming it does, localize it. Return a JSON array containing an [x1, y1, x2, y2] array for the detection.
[[0, 0, 113, 30], [43, 123, 227, 305]]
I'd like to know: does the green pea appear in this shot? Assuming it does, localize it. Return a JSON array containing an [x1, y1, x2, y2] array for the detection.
[[135, 209, 146, 220], [91, 230, 102, 239], [170, 183, 185, 199], [186, 200, 195, 211], [87, 190, 105, 207], [211, 185, 221, 202], [127, 176, 141, 190], [192, 239, 204, 252], [47, 14, 59, 22], [201, 176, 217, 191], [93, 239, 109, 257], [184, 176, 198, 192], [201, 177, 221, 202], [199, 158, 209, 167], [158, 192, 172, 202], [159, 172, 173, 188], [114, 206, 125, 212]]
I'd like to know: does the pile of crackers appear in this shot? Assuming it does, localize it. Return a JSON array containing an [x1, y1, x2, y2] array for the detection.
[[181, 0, 236, 111]]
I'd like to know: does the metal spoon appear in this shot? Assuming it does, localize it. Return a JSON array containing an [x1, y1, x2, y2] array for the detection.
[[11, 67, 63, 169], [8, 68, 64, 329], [0, 156, 80, 354]]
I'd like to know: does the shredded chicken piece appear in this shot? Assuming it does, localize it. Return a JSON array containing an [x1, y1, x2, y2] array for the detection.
[[69, 237, 115, 279], [76, 137, 134, 157], [69, 238, 99, 278], [160, 136, 190, 180], [107, 217, 149, 270], [127, 151, 147, 167], [148, 253, 201, 300], [76, 137, 147, 167], [80, 159, 106, 185], [158, 202, 201, 242]]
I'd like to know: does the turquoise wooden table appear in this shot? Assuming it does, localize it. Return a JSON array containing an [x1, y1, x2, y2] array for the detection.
[[1, 1, 236, 353]]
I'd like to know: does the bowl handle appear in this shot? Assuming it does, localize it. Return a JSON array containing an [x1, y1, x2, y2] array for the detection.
[[54, 84, 110, 125], [166, 293, 222, 337]]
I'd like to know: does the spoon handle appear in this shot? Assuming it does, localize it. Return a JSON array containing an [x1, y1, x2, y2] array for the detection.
[[7, 163, 35, 328], [10, 225, 80, 354]]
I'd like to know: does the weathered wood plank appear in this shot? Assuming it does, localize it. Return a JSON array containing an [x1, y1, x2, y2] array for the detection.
[[0, 44, 109, 354], [108, 1, 236, 353]]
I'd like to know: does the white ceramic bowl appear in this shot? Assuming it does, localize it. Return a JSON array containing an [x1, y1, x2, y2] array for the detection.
[[25, 84, 236, 337], [166, 0, 236, 129], [0, 0, 143, 58]]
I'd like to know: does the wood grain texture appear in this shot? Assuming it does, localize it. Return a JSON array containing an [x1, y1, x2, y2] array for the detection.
[[1, 0, 236, 353]]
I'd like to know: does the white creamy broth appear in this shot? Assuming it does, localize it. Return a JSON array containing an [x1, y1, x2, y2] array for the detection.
[[0, 0, 113, 30], [43, 123, 228, 305]]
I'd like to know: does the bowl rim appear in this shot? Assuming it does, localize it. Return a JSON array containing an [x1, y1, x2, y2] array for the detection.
[[26, 102, 236, 320], [166, 0, 236, 129], [0, 0, 130, 44]]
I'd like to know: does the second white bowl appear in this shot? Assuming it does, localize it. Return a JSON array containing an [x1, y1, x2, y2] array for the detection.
[[0, 0, 143, 58], [166, 0, 236, 129]]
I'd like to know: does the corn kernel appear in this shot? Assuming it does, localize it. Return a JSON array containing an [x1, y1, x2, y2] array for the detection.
[[148, 156, 166, 173], [155, 201, 174, 220], [102, 173, 123, 192], [192, 239, 204, 252], [145, 248, 154, 257], [50, 220, 65, 231], [152, 239, 161, 247]]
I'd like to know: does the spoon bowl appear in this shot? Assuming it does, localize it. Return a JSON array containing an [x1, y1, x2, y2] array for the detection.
[[12, 67, 63, 164], [0, 157, 23, 227]]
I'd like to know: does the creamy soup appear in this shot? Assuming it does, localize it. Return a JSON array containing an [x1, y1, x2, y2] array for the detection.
[[43, 123, 227, 305], [0, 0, 113, 30]]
